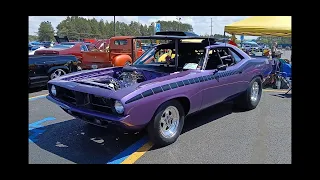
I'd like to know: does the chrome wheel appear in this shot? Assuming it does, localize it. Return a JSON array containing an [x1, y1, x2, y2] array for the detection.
[[159, 106, 180, 138], [50, 69, 66, 79], [250, 81, 259, 102]]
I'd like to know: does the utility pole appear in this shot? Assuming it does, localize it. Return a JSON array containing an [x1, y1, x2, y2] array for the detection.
[[177, 17, 181, 31], [210, 18, 213, 37], [114, 16, 116, 37]]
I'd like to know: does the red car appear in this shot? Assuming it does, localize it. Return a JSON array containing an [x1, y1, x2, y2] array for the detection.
[[34, 36, 110, 62], [34, 41, 91, 61]]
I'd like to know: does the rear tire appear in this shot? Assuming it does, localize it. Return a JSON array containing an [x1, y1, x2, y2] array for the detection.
[[234, 76, 262, 110], [147, 100, 185, 147]]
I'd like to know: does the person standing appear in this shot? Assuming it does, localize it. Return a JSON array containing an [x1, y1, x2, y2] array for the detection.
[[271, 41, 278, 58], [228, 34, 238, 46]]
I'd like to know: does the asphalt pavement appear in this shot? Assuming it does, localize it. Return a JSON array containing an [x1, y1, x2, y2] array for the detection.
[[29, 88, 291, 164]]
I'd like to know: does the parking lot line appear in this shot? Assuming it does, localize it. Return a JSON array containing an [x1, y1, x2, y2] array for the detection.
[[106, 136, 150, 164], [29, 117, 56, 143], [29, 94, 48, 101], [263, 89, 290, 93], [121, 141, 153, 164]]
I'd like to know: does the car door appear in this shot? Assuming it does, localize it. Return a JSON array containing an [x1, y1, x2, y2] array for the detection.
[[33, 56, 48, 77], [200, 47, 241, 109], [29, 56, 49, 85]]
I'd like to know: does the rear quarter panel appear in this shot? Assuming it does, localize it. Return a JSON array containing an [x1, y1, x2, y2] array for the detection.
[[227, 44, 272, 92], [59, 44, 82, 60], [236, 57, 271, 92]]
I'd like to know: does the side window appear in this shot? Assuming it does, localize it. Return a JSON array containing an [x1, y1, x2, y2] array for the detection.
[[229, 48, 243, 63], [114, 40, 128, 45], [80, 45, 88, 51], [216, 48, 236, 66], [136, 41, 141, 49], [205, 49, 223, 70]]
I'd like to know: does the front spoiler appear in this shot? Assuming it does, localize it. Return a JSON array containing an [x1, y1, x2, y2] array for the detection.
[[46, 95, 142, 130]]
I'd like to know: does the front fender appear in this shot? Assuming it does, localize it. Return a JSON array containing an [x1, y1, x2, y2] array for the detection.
[[113, 54, 132, 67], [123, 84, 202, 127]]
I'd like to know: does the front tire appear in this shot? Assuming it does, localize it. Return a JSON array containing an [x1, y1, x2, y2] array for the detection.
[[234, 76, 262, 110], [147, 100, 185, 147], [50, 69, 67, 79]]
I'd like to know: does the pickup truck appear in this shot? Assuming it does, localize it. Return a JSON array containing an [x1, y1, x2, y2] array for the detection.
[[80, 36, 144, 69]]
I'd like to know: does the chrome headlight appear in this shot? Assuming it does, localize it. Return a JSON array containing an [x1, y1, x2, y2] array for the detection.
[[51, 85, 57, 96], [114, 100, 124, 114]]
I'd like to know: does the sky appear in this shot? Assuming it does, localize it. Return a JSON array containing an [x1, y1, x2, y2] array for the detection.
[[29, 16, 257, 40]]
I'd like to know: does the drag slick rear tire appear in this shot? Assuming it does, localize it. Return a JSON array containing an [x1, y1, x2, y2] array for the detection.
[[147, 100, 185, 147], [234, 76, 262, 110]]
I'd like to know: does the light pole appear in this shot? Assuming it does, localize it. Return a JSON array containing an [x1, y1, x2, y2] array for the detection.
[[176, 17, 181, 31], [151, 22, 155, 35]]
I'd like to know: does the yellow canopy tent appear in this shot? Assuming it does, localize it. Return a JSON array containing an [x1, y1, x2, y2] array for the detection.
[[224, 16, 291, 37]]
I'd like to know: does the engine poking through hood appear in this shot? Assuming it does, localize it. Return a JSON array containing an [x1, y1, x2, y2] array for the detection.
[[75, 69, 145, 91]]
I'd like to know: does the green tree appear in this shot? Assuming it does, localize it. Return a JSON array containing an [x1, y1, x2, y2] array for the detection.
[[37, 21, 55, 41], [256, 36, 291, 47], [29, 35, 38, 41], [55, 16, 195, 40]]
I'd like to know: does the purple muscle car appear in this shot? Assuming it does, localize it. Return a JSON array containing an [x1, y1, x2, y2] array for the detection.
[[46, 34, 272, 147]]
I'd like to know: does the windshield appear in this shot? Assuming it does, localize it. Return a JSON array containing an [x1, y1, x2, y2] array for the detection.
[[133, 44, 206, 69], [142, 45, 151, 51], [133, 46, 176, 66]]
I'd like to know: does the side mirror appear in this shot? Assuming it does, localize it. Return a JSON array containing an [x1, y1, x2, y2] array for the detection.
[[217, 64, 227, 71]]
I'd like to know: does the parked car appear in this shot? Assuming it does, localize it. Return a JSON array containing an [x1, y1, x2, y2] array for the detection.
[[46, 32, 272, 147], [29, 42, 44, 51], [34, 35, 144, 70], [34, 41, 90, 60], [29, 55, 81, 88]]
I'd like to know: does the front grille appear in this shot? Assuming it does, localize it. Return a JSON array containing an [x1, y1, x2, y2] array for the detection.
[[90, 95, 114, 114], [56, 86, 115, 115], [56, 87, 77, 105]]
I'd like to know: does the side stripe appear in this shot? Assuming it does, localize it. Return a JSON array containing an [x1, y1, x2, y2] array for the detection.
[[125, 61, 262, 104]]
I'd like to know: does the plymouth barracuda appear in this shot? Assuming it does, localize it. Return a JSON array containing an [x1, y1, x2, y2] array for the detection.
[[46, 32, 272, 147]]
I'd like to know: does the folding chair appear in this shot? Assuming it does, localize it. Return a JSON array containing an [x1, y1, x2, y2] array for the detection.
[[285, 87, 291, 94], [278, 72, 292, 94]]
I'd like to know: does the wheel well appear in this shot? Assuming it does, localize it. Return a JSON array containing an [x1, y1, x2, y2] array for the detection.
[[252, 74, 263, 82], [172, 97, 190, 115]]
